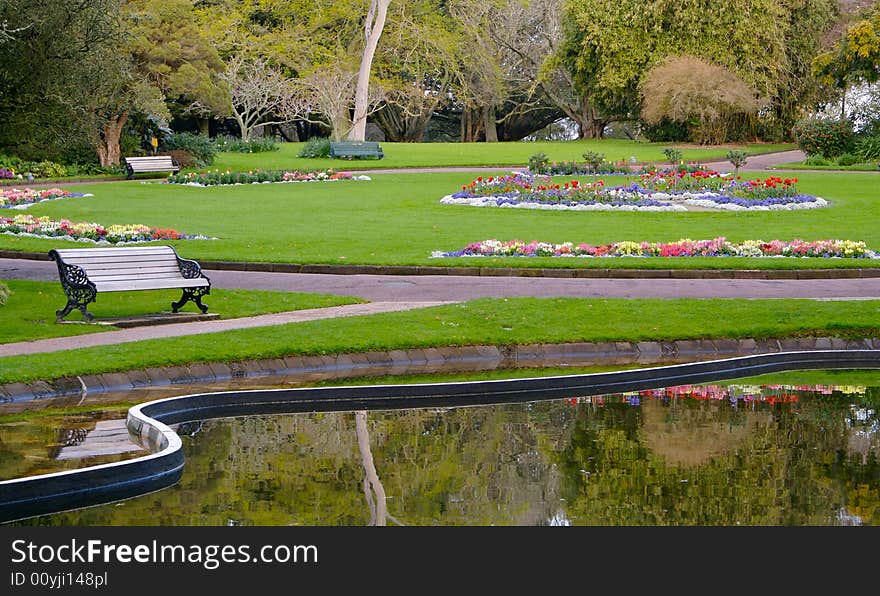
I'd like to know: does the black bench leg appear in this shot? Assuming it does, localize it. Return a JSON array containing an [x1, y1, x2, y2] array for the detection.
[[56, 286, 96, 323], [172, 288, 209, 314], [56, 300, 95, 323]]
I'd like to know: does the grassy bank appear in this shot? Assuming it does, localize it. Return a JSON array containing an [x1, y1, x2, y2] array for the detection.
[[2, 170, 879, 270], [1, 297, 878, 384], [209, 140, 794, 172], [0, 280, 363, 344]]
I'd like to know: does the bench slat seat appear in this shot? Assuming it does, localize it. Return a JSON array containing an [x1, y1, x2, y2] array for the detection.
[[49, 245, 210, 322], [124, 156, 180, 178]]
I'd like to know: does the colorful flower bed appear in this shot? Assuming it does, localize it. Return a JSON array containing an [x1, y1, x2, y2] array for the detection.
[[433, 238, 877, 259], [565, 383, 867, 407], [0, 214, 209, 244], [441, 171, 827, 211], [165, 168, 368, 187], [0, 188, 92, 209]]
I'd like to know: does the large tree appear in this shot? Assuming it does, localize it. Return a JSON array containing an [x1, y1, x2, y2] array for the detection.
[[813, 5, 880, 117], [0, 0, 126, 161], [348, 0, 391, 141], [562, 0, 839, 142]]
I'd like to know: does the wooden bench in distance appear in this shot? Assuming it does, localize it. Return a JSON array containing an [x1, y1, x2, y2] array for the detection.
[[123, 155, 180, 179], [49, 245, 211, 322], [328, 141, 384, 160]]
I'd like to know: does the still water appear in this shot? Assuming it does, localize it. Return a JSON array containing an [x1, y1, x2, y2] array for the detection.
[[12, 379, 880, 526]]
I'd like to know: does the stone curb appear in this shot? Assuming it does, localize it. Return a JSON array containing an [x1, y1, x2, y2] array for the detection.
[[2, 250, 878, 279], [2, 336, 878, 403]]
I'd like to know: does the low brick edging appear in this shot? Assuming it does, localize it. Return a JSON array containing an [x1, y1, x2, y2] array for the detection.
[[2, 249, 879, 279], [3, 336, 879, 403]]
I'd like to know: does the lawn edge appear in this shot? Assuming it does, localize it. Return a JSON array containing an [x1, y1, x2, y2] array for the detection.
[[4, 335, 877, 402]]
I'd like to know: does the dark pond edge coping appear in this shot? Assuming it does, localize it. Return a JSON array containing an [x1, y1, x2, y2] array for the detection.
[[3, 249, 880, 279], [2, 347, 880, 524]]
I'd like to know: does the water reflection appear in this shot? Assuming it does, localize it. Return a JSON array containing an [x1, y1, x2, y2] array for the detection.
[[13, 382, 880, 526]]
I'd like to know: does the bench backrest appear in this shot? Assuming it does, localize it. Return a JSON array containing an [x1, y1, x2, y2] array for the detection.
[[329, 141, 383, 157], [51, 246, 187, 285], [124, 156, 179, 172]]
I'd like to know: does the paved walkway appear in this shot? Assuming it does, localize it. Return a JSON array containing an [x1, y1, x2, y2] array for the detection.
[[3, 256, 880, 357], [0, 300, 451, 357]]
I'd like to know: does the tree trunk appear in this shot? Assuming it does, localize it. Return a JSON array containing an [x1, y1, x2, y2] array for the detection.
[[235, 111, 252, 141], [461, 106, 483, 142], [198, 118, 210, 136], [585, 118, 606, 139], [483, 105, 498, 143], [348, 0, 391, 142], [95, 112, 128, 167]]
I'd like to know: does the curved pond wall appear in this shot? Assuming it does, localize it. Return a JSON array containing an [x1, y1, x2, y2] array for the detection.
[[2, 349, 879, 524]]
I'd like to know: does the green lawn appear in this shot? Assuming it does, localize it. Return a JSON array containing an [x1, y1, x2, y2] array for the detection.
[[772, 161, 880, 172], [0, 279, 363, 344], [3, 170, 878, 270], [210, 140, 795, 172], [1, 297, 878, 384]]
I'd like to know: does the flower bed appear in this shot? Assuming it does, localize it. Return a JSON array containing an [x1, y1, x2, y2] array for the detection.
[[165, 168, 368, 187], [0, 214, 209, 244], [433, 238, 877, 259], [441, 172, 827, 212], [0, 188, 92, 209]]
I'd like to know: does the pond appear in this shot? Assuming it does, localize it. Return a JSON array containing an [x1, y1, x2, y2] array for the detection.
[[9, 374, 879, 526]]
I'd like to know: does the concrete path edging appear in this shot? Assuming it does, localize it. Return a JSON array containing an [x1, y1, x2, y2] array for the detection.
[[2, 249, 878, 279], [3, 336, 878, 403]]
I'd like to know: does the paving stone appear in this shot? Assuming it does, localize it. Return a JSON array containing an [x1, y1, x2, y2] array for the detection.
[[79, 374, 107, 393], [813, 338, 833, 350], [186, 362, 217, 382], [257, 358, 288, 375], [737, 339, 758, 353], [281, 355, 308, 373], [126, 369, 152, 387], [754, 339, 781, 353], [206, 362, 233, 380], [96, 373, 134, 393]]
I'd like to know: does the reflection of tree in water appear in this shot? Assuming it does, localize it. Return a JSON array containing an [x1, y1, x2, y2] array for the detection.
[[15, 385, 880, 526], [355, 410, 387, 526], [556, 389, 880, 525]]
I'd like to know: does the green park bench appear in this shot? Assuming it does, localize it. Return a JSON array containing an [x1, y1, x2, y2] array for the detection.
[[328, 141, 384, 160]]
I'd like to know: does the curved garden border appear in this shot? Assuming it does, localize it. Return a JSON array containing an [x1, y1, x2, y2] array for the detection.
[[1, 348, 879, 524]]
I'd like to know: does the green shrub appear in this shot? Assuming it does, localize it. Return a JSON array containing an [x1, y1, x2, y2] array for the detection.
[[803, 154, 830, 166], [581, 151, 606, 173], [791, 118, 854, 159], [836, 152, 860, 166], [298, 137, 331, 158], [662, 147, 683, 166], [161, 150, 197, 169], [641, 117, 690, 142], [215, 136, 279, 153], [725, 149, 749, 170], [527, 151, 550, 174], [161, 132, 217, 167], [856, 135, 880, 161]]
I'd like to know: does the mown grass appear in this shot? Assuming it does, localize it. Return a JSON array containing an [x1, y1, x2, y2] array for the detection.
[[0, 280, 363, 344], [1, 297, 878, 384], [209, 140, 794, 172], [3, 170, 878, 270], [772, 161, 879, 172]]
